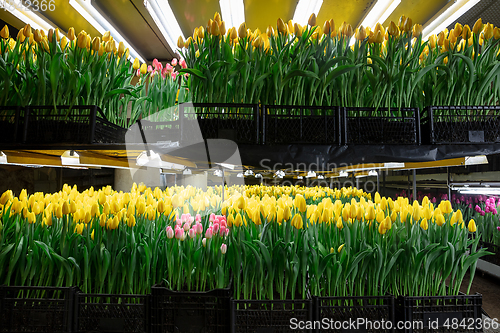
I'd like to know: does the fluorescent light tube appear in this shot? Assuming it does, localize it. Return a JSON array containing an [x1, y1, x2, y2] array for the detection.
[[422, 0, 481, 39], [457, 187, 500, 195], [0, 152, 7, 164], [359, 0, 401, 29], [292, 0, 323, 26], [144, 0, 185, 52], [339, 171, 348, 177], [2, 0, 57, 31], [368, 170, 378, 176], [306, 170, 316, 178], [70, 0, 145, 62], [219, 0, 245, 29]]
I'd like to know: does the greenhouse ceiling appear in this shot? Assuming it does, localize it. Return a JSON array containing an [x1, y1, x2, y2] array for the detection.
[[0, 0, 499, 62]]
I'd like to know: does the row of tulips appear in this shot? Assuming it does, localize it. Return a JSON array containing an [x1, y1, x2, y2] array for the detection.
[[0, 184, 490, 300], [0, 24, 187, 128], [178, 12, 500, 116]]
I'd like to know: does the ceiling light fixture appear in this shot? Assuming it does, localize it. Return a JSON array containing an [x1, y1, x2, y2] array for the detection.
[[2, 0, 58, 31], [317, 175, 325, 179], [255, 173, 262, 178], [275, 170, 285, 178], [183, 168, 192, 175], [61, 150, 80, 165], [136, 150, 185, 170], [214, 169, 223, 177], [368, 170, 378, 176], [70, 0, 145, 62], [422, 0, 480, 39], [244, 169, 254, 176], [456, 187, 500, 195], [0, 151, 7, 164], [359, 0, 401, 30], [292, 0, 324, 26], [306, 170, 316, 178], [219, 0, 245, 29], [339, 171, 348, 177], [144, 0, 185, 53], [237, 172, 244, 178], [297, 176, 304, 180]]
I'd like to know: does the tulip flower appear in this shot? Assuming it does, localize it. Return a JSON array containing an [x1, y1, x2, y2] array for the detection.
[[1, 25, 9, 39], [338, 244, 345, 253], [308, 13, 317, 27], [468, 219, 477, 233], [205, 226, 213, 239], [221, 243, 227, 254], [166, 226, 174, 239]]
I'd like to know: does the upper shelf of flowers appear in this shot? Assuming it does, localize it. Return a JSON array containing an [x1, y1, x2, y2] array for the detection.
[[1, 12, 499, 145]]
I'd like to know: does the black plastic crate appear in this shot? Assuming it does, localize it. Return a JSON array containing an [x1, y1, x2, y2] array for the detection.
[[262, 105, 341, 145], [151, 281, 232, 333], [74, 293, 149, 333], [478, 240, 500, 266], [180, 103, 260, 144], [231, 297, 313, 333], [343, 107, 419, 145], [22, 105, 128, 144], [396, 293, 483, 333], [0, 285, 77, 333], [313, 295, 395, 333], [0, 106, 23, 143], [421, 106, 500, 144]]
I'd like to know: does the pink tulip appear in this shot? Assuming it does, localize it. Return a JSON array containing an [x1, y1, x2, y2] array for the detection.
[[213, 223, 219, 234], [180, 58, 187, 69], [480, 211, 485, 216], [176, 218, 182, 226], [183, 222, 191, 232], [196, 214, 202, 222], [202, 238, 207, 247], [205, 227, 213, 239], [189, 216, 194, 223], [147, 65, 153, 73], [188, 228, 196, 239], [172, 71, 178, 80], [194, 222, 203, 234], [166, 226, 174, 239], [165, 63, 173, 72], [225, 228, 229, 236], [175, 228, 184, 239], [220, 243, 227, 254], [497, 226, 500, 231], [209, 213, 216, 223], [136, 69, 141, 76], [171, 58, 178, 66], [432, 197, 437, 203], [220, 220, 227, 228], [220, 225, 226, 236]]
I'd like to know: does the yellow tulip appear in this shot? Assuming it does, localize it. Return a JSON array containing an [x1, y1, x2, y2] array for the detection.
[[472, 18, 483, 34], [291, 213, 303, 229], [60, 36, 68, 50], [230, 27, 238, 40], [91, 230, 95, 240], [219, 21, 226, 36], [99, 214, 107, 227], [234, 213, 243, 227], [210, 20, 220, 36], [92, 37, 101, 51], [102, 31, 111, 42], [387, 21, 399, 36], [420, 218, 429, 231], [308, 13, 317, 27], [140, 63, 147, 75], [276, 18, 287, 34], [27, 211, 36, 224], [336, 216, 343, 229], [365, 205, 376, 220], [294, 23, 303, 37], [338, 244, 345, 253], [378, 222, 386, 235], [468, 219, 477, 233], [355, 26, 366, 41], [294, 194, 306, 213], [435, 213, 445, 227], [462, 25, 472, 40], [127, 215, 136, 228], [238, 22, 247, 38], [0, 25, 9, 39], [483, 23, 494, 40], [412, 24, 423, 38]]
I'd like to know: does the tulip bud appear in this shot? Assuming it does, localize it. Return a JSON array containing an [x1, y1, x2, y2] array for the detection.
[[472, 18, 483, 34], [412, 24, 423, 38], [338, 244, 345, 253], [387, 21, 399, 36], [62, 201, 70, 215], [468, 219, 477, 232], [238, 22, 247, 38], [266, 25, 274, 38], [220, 243, 227, 254], [277, 18, 287, 34], [218, 21, 226, 36], [483, 23, 494, 40], [437, 31, 445, 47], [197, 26, 205, 39], [294, 23, 302, 37], [17, 29, 26, 43], [66, 27, 75, 42], [453, 23, 462, 38], [403, 17, 412, 33], [0, 25, 9, 39], [132, 58, 140, 70], [398, 15, 406, 31], [329, 19, 337, 38], [209, 20, 219, 36], [494, 27, 500, 40], [86, 34, 91, 49], [118, 41, 125, 57], [373, 31, 383, 43], [214, 12, 222, 25], [420, 218, 429, 230], [77, 33, 86, 49], [23, 24, 31, 38], [185, 36, 192, 48], [308, 13, 317, 27], [60, 36, 68, 50], [92, 37, 101, 51], [176, 36, 185, 49], [460, 24, 471, 40], [230, 27, 238, 40], [355, 26, 366, 41], [102, 31, 111, 42], [33, 29, 43, 43], [322, 20, 331, 35], [48, 29, 54, 43], [140, 63, 147, 74]]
